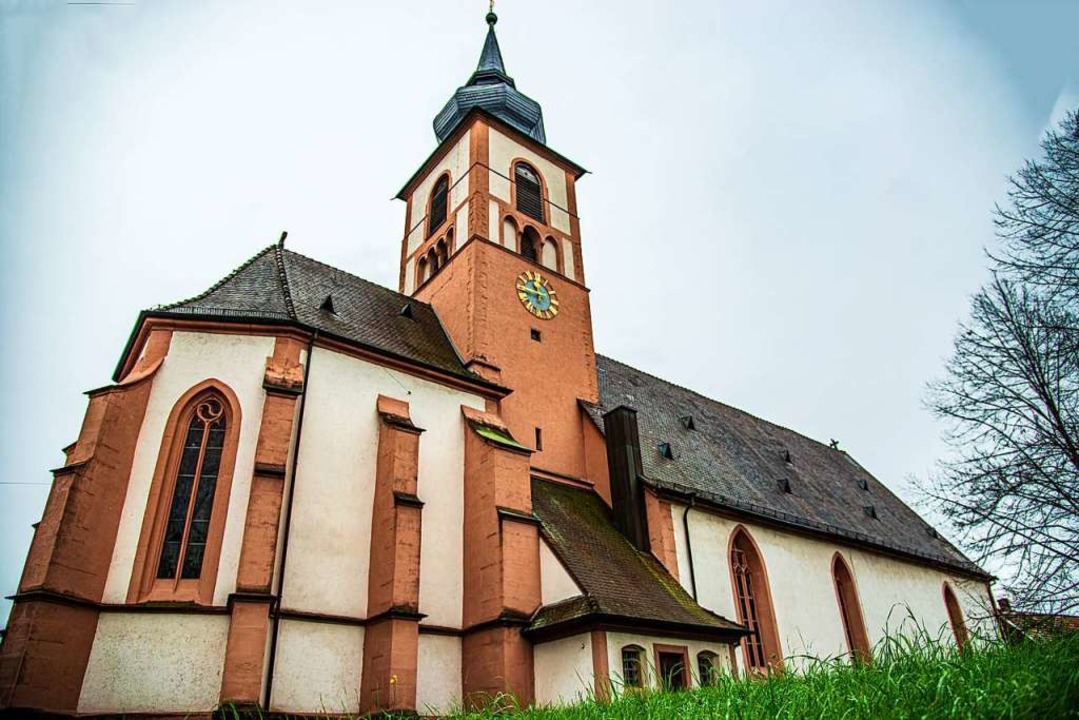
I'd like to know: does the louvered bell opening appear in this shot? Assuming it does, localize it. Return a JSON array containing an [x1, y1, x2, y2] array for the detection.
[[428, 178, 449, 236], [515, 165, 544, 223]]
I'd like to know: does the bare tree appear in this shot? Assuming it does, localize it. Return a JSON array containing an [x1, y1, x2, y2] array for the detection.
[[926, 110, 1079, 614]]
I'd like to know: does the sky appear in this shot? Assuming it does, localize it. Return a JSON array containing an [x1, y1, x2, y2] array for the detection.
[[1, 0, 1077, 626]]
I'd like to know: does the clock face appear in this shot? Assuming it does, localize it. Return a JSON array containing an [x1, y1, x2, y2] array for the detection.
[[516, 270, 559, 320]]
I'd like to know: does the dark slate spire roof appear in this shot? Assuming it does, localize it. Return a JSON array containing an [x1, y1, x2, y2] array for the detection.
[[583, 355, 990, 579], [139, 244, 484, 384], [433, 12, 546, 144]]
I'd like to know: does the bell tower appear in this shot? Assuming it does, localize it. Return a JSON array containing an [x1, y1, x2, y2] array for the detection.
[[396, 10, 597, 481]]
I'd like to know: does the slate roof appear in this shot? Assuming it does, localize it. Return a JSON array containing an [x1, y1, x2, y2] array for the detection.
[[433, 13, 546, 144], [584, 355, 988, 579], [140, 244, 483, 384], [528, 478, 747, 640]]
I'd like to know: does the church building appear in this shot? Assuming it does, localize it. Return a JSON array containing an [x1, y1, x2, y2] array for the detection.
[[0, 12, 996, 718]]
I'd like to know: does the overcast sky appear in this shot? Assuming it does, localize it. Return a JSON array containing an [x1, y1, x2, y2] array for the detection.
[[1, 0, 1077, 625]]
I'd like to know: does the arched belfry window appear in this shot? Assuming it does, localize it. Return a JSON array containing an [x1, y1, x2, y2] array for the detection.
[[832, 554, 871, 662], [428, 174, 449, 236], [521, 226, 540, 262], [943, 582, 970, 650], [515, 163, 544, 223], [730, 527, 782, 672], [157, 396, 227, 581], [128, 381, 240, 604]]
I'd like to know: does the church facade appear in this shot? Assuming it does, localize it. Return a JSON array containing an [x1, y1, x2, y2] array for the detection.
[[0, 13, 996, 718]]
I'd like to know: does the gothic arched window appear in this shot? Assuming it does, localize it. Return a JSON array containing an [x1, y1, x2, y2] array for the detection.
[[943, 582, 970, 650], [515, 163, 544, 223], [832, 553, 871, 662], [157, 396, 227, 581], [428, 174, 450, 236], [730, 527, 782, 672], [129, 382, 241, 604]]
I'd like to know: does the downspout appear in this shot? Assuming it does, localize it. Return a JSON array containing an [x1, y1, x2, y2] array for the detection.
[[682, 492, 698, 600], [262, 330, 317, 710]]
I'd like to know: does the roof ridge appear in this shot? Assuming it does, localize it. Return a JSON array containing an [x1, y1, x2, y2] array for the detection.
[[273, 243, 297, 320], [596, 353, 854, 460], [280, 247, 439, 313], [156, 244, 277, 311]]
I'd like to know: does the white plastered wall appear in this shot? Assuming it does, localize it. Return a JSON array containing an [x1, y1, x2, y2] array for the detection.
[[604, 631, 733, 692], [407, 133, 471, 255], [416, 634, 462, 715], [534, 633, 594, 707], [281, 346, 485, 626], [670, 504, 996, 671], [78, 613, 228, 714], [270, 619, 364, 714], [487, 127, 571, 234], [103, 331, 274, 605], [540, 539, 583, 605]]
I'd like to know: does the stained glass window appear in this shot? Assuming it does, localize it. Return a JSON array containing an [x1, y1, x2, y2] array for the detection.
[[157, 397, 225, 581]]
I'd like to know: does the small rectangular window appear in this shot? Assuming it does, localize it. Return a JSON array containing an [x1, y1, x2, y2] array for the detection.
[[531, 329, 542, 342], [535, 427, 543, 451]]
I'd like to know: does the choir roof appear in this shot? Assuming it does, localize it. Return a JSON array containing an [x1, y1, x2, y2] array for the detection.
[[135, 243, 485, 386], [584, 356, 988, 579]]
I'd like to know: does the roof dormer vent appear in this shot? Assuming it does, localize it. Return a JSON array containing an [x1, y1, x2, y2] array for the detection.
[[679, 415, 695, 431], [777, 478, 792, 494], [319, 294, 336, 314], [782, 449, 792, 463], [658, 442, 674, 460], [399, 303, 415, 320], [857, 477, 869, 491], [864, 505, 878, 520]]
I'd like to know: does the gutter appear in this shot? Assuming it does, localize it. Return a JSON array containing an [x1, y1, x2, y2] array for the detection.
[[262, 330, 317, 710]]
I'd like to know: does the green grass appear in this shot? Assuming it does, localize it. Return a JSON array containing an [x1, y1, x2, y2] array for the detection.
[[219, 633, 1079, 719], [451, 633, 1079, 720]]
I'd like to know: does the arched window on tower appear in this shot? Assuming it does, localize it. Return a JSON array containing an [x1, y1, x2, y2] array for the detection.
[[428, 174, 449, 236], [832, 553, 871, 663], [730, 527, 782, 672], [417, 255, 429, 286], [521, 226, 540, 262], [515, 163, 544, 223], [943, 582, 970, 650], [436, 238, 448, 268]]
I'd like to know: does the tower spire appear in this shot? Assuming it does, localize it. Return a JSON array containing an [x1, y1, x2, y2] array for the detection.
[[473, 6, 510, 83], [432, 6, 547, 144]]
